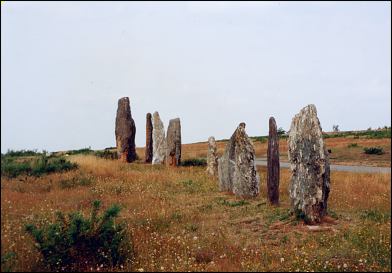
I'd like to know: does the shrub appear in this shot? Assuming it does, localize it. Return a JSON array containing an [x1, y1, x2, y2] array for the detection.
[[66, 147, 93, 155], [363, 147, 384, 155], [1, 154, 77, 178], [2, 149, 41, 157], [25, 200, 132, 271], [59, 176, 93, 189], [95, 150, 118, 160], [180, 158, 207, 167]]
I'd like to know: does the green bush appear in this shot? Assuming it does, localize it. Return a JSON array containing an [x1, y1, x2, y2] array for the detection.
[[2, 149, 41, 157], [25, 200, 132, 271], [66, 147, 93, 155], [180, 158, 207, 167], [1, 154, 77, 178], [95, 150, 118, 160], [363, 147, 384, 155]]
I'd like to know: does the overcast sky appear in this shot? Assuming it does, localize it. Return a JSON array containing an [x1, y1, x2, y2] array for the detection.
[[1, 1, 391, 152]]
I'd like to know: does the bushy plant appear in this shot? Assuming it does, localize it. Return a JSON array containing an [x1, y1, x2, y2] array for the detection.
[[25, 200, 132, 271], [363, 147, 384, 155], [347, 143, 359, 148], [1, 154, 77, 178], [2, 149, 41, 157], [180, 158, 207, 167], [95, 150, 118, 160], [66, 147, 93, 155]]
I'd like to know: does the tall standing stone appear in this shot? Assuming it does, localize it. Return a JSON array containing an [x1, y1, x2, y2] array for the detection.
[[166, 118, 181, 166], [267, 117, 280, 205], [145, 113, 153, 163], [288, 104, 330, 224], [218, 123, 260, 197], [206, 136, 218, 175], [152, 111, 166, 164], [115, 97, 137, 162], [232, 123, 260, 198]]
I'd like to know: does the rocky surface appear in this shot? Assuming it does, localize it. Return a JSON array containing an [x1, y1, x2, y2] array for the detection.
[[218, 123, 260, 197], [152, 111, 166, 164], [288, 104, 330, 224], [206, 136, 218, 175], [166, 118, 181, 167], [115, 97, 137, 162], [145, 113, 153, 163], [267, 117, 280, 205]]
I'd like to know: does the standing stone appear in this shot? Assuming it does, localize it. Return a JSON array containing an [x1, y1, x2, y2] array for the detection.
[[115, 97, 137, 162], [217, 131, 236, 192], [232, 123, 260, 198], [288, 104, 330, 224], [166, 118, 181, 166], [152, 111, 166, 164], [206, 136, 218, 175], [145, 113, 153, 163], [267, 117, 280, 205], [218, 123, 260, 197]]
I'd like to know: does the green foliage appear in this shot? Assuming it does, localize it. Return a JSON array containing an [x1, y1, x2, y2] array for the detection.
[[323, 128, 391, 139], [95, 150, 118, 160], [25, 200, 132, 271], [252, 136, 268, 143], [66, 147, 93, 155], [360, 210, 391, 223], [1, 154, 77, 178], [180, 158, 207, 167], [363, 147, 385, 155], [1, 251, 16, 272], [181, 179, 202, 193], [2, 149, 41, 157], [277, 127, 286, 136]]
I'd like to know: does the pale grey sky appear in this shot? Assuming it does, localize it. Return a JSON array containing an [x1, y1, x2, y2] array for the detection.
[[1, 1, 391, 152]]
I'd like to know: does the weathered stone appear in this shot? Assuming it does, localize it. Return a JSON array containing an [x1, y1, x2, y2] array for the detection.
[[217, 133, 235, 192], [166, 118, 181, 166], [145, 113, 153, 163], [115, 97, 137, 162], [232, 123, 260, 197], [267, 117, 280, 205], [218, 123, 260, 197], [206, 136, 218, 175], [288, 104, 330, 224], [152, 111, 166, 164]]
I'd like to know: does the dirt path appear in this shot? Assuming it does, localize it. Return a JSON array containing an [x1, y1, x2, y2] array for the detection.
[[255, 158, 391, 174]]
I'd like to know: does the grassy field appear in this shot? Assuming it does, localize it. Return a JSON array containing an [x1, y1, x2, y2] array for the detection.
[[1, 154, 390, 272]]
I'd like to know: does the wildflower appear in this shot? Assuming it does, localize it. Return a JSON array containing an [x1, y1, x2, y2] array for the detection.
[[280, 257, 285, 263]]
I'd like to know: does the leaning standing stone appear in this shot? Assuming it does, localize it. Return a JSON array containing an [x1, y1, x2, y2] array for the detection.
[[115, 97, 137, 162], [166, 118, 181, 166], [232, 123, 260, 198], [145, 113, 153, 163], [206, 136, 218, 175], [267, 117, 280, 205], [152, 111, 166, 164], [288, 104, 330, 224], [217, 132, 236, 192]]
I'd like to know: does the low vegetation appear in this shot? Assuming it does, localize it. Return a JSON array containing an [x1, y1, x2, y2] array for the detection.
[[364, 147, 385, 155], [1, 155, 390, 272], [180, 158, 207, 167], [1, 154, 77, 178], [25, 200, 132, 271]]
